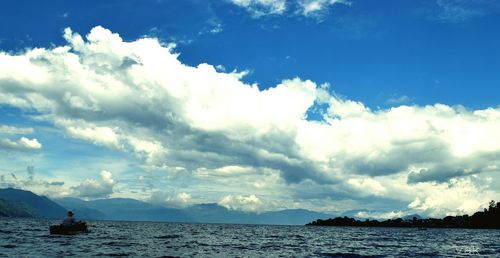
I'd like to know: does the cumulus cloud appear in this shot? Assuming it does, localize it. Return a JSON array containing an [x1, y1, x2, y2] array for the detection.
[[0, 26, 323, 183], [0, 125, 40, 152], [407, 177, 497, 217], [0, 26, 499, 216], [71, 170, 115, 198], [0, 137, 42, 151], [66, 125, 120, 149], [219, 194, 266, 212], [149, 191, 192, 207]]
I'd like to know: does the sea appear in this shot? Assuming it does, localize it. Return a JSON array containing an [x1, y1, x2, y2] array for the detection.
[[1, 218, 499, 257]]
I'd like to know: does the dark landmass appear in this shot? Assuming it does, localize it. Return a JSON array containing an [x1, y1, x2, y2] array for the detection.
[[0, 188, 67, 218], [0, 198, 34, 217], [307, 201, 500, 229], [402, 214, 422, 220]]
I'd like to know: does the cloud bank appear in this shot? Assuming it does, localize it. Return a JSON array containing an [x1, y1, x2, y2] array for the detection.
[[71, 170, 115, 198], [0, 26, 499, 216]]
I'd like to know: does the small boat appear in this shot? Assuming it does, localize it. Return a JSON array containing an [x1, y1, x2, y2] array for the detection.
[[49, 221, 89, 235]]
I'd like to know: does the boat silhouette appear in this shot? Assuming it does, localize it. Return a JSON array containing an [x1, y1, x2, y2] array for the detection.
[[49, 221, 89, 235]]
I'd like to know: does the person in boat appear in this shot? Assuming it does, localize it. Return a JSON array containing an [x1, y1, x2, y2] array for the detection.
[[62, 211, 76, 226]]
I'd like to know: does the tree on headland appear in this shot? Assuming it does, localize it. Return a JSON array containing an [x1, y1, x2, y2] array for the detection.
[[489, 200, 497, 211], [307, 200, 500, 229]]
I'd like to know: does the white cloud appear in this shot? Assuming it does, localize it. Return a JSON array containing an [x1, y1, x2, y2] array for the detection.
[[198, 16, 224, 36], [66, 125, 120, 149], [227, 0, 349, 18], [407, 177, 496, 217], [0, 137, 41, 151], [0, 26, 499, 216], [0, 125, 34, 135], [219, 194, 265, 212], [386, 95, 412, 105], [149, 191, 192, 207], [296, 0, 350, 17], [0, 125, 40, 152], [20, 137, 41, 149], [71, 170, 115, 198], [228, 0, 287, 17], [199, 23, 223, 35], [347, 177, 386, 196], [355, 210, 406, 220]]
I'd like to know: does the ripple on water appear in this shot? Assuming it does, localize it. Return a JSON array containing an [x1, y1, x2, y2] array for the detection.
[[155, 234, 182, 239], [318, 252, 382, 258], [95, 252, 134, 257], [103, 241, 133, 247]]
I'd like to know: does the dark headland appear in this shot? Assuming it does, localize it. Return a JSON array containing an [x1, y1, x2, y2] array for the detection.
[[307, 201, 500, 229]]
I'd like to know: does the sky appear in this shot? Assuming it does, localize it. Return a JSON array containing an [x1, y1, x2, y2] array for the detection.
[[0, 0, 500, 218]]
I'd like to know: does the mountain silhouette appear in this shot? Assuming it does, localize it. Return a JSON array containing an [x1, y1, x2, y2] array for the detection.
[[0, 188, 67, 218], [1, 188, 333, 224]]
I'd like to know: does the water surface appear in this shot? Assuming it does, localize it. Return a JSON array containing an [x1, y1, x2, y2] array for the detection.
[[1, 218, 498, 257]]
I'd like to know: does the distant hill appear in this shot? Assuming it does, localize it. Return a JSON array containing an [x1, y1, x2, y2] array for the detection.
[[54, 198, 333, 225], [183, 203, 252, 224], [87, 198, 191, 222], [0, 188, 67, 219], [0, 198, 34, 217], [0, 188, 334, 224], [54, 197, 191, 221], [53, 197, 107, 220], [182, 205, 333, 225]]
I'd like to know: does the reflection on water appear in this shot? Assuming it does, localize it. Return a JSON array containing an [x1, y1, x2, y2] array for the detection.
[[1, 218, 499, 257]]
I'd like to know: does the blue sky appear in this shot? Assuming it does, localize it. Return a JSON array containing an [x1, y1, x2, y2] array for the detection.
[[1, 0, 500, 217]]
